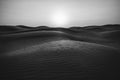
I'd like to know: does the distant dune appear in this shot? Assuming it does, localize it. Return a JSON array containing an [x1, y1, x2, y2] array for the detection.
[[0, 24, 120, 80], [101, 30, 120, 40]]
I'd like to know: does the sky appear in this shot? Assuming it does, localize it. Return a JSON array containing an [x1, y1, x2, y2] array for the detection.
[[0, 0, 120, 27]]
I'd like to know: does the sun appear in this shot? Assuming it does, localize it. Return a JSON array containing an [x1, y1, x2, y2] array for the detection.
[[51, 10, 69, 27]]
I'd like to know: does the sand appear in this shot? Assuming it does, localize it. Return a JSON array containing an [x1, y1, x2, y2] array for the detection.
[[0, 25, 120, 80]]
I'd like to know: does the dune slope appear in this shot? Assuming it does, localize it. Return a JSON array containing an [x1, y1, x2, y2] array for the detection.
[[0, 40, 120, 80]]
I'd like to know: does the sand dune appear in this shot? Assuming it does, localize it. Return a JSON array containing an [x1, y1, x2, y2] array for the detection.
[[101, 30, 120, 41], [0, 24, 120, 80], [0, 40, 120, 80], [0, 25, 27, 32]]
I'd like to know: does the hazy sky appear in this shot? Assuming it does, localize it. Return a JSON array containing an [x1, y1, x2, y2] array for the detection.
[[0, 0, 120, 27]]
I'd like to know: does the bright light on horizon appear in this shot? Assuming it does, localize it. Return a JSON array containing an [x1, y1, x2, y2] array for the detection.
[[50, 9, 69, 27]]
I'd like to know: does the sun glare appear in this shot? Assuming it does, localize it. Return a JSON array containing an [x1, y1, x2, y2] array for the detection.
[[51, 10, 69, 27]]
